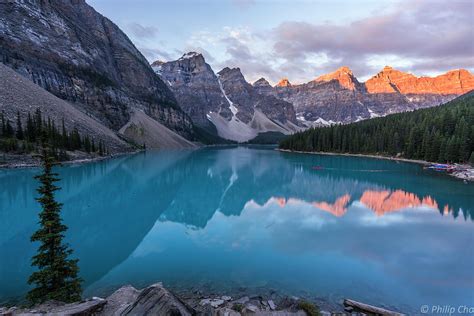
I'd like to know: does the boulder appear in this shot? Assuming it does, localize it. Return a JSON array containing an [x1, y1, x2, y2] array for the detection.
[[120, 283, 194, 316]]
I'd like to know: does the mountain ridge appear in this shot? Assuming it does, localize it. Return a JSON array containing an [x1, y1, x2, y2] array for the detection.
[[155, 52, 300, 142], [254, 66, 474, 126], [0, 0, 195, 148]]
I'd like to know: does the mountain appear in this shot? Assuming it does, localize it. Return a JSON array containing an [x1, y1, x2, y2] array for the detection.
[[0, 62, 129, 153], [255, 67, 474, 126], [155, 53, 300, 142], [0, 0, 195, 148], [280, 91, 474, 164]]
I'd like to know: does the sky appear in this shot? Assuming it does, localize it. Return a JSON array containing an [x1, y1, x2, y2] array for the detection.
[[87, 0, 474, 84]]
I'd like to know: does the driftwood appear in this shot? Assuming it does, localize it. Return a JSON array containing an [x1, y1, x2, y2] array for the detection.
[[344, 299, 405, 316]]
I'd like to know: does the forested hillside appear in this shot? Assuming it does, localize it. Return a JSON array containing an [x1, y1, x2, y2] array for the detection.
[[1, 109, 107, 160], [279, 92, 474, 164]]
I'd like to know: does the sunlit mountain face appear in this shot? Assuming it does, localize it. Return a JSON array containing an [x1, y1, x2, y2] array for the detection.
[[266, 189, 450, 218], [1, 147, 472, 311]]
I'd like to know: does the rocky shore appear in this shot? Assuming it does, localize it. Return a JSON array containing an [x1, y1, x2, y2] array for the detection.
[[278, 149, 474, 182], [0, 150, 141, 170], [0, 283, 404, 316]]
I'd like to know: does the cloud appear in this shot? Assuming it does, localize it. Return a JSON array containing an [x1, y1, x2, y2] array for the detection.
[[138, 47, 172, 62], [127, 22, 159, 39], [270, 0, 474, 79], [141, 0, 473, 84]]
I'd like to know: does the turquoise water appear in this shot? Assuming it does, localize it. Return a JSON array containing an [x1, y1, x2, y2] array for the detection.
[[0, 146, 473, 312]]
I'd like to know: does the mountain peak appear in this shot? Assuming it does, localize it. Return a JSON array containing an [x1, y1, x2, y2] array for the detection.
[[179, 52, 204, 60], [315, 66, 358, 90], [253, 77, 271, 87], [366, 67, 474, 94], [276, 78, 291, 87], [151, 60, 164, 67], [336, 66, 353, 75]]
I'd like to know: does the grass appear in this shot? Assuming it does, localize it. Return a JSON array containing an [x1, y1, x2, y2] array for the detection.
[[232, 303, 244, 312], [298, 300, 320, 316]]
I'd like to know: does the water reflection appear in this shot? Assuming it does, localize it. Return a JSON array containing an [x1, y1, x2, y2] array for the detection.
[[0, 146, 473, 310], [269, 189, 450, 218]]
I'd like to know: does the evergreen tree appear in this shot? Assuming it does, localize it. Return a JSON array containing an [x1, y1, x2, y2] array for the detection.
[[279, 94, 474, 164], [16, 111, 24, 140], [1, 111, 5, 136], [27, 142, 82, 304], [5, 119, 14, 137]]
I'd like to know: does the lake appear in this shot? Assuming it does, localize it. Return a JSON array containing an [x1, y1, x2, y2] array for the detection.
[[0, 146, 473, 312]]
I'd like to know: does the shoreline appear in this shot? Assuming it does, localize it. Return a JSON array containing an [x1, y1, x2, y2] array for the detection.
[[277, 148, 474, 182], [0, 150, 143, 170], [0, 283, 405, 316]]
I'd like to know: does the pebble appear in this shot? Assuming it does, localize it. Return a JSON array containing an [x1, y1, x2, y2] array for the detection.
[[268, 300, 276, 310]]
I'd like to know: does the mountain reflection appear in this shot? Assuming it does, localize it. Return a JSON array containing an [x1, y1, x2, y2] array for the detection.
[[0, 146, 472, 303], [263, 189, 449, 218]]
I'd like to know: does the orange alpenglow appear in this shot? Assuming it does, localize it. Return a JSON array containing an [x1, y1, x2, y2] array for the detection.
[[365, 66, 474, 94]]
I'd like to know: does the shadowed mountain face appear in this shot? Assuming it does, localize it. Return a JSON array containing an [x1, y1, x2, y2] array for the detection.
[[0, 0, 193, 139], [254, 67, 474, 126], [155, 53, 300, 142], [1, 147, 472, 304]]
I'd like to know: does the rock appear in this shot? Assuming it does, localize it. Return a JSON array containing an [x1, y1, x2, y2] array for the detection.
[[268, 300, 276, 310], [245, 304, 259, 313], [200, 298, 226, 308], [0, 63, 131, 154], [3, 298, 106, 315], [200, 298, 213, 306], [256, 66, 474, 126], [234, 296, 250, 304], [157, 54, 300, 142], [319, 311, 331, 316], [216, 307, 242, 316], [222, 296, 232, 301], [0, 0, 194, 143], [121, 283, 194, 316], [101, 284, 140, 315], [211, 299, 225, 308]]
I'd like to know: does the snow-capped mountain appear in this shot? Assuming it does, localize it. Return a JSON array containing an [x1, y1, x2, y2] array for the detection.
[[155, 53, 301, 142]]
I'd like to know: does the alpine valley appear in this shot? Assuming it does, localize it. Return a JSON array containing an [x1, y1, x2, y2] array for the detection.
[[1, 0, 474, 150]]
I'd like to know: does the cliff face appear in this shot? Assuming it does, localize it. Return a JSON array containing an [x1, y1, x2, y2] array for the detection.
[[256, 67, 474, 126], [156, 53, 299, 142], [155, 52, 228, 127], [366, 67, 474, 95], [0, 0, 193, 138]]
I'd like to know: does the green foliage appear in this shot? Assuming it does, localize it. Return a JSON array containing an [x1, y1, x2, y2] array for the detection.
[[247, 131, 286, 144], [280, 93, 474, 164], [232, 303, 244, 312], [193, 125, 235, 145], [297, 300, 320, 316], [0, 109, 108, 159], [27, 143, 82, 304]]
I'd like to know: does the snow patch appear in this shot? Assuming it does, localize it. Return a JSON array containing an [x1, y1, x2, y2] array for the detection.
[[217, 78, 238, 116], [368, 108, 380, 118], [179, 52, 201, 60]]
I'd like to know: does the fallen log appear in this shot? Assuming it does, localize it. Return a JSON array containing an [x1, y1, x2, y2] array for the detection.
[[343, 299, 405, 316]]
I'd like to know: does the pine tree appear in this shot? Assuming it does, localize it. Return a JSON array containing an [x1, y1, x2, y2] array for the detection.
[[1, 111, 5, 136], [27, 141, 82, 304], [5, 119, 14, 137], [16, 111, 24, 140]]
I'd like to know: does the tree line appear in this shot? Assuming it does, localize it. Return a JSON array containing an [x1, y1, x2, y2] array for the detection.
[[0, 109, 107, 159], [279, 93, 474, 164]]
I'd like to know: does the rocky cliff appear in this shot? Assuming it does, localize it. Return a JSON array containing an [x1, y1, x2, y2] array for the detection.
[[0, 62, 130, 154], [0, 0, 194, 144], [255, 67, 474, 126], [156, 53, 300, 142]]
